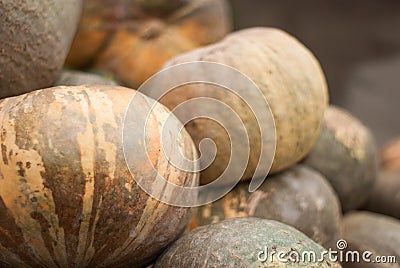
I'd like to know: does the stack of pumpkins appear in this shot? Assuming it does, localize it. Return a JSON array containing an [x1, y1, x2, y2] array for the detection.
[[0, 1, 399, 267]]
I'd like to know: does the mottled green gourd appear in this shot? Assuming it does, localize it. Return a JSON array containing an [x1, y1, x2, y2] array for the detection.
[[305, 106, 377, 212], [156, 218, 341, 267], [0, 0, 82, 98], [190, 165, 342, 249]]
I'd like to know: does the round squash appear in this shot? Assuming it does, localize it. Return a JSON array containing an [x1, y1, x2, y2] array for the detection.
[[342, 211, 400, 268], [65, 0, 232, 89], [304, 106, 377, 212], [0, 85, 198, 267], [143, 27, 328, 185], [380, 137, 400, 171], [54, 70, 117, 86], [364, 170, 400, 219], [190, 165, 342, 249], [365, 137, 400, 218], [155, 218, 341, 267], [0, 0, 82, 98]]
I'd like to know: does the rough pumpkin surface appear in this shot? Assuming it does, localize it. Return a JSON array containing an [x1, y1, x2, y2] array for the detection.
[[342, 211, 400, 268], [155, 218, 341, 267], [146, 27, 328, 185], [0, 0, 82, 98], [66, 0, 232, 88], [364, 170, 400, 219], [190, 165, 342, 249], [0, 85, 198, 267], [305, 105, 377, 212]]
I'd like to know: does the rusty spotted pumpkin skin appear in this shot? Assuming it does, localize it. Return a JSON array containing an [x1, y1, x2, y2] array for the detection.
[[65, 0, 232, 89], [304, 106, 377, 212], [190, 165, 342, 249], [146, 27, 328, 185], [380, 137, 400, 171], [0, 0, 82, 98], [0, 86, 198, 267]]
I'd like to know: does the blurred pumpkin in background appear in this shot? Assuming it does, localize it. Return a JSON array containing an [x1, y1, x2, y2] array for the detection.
[[380, 136, 400, 171], [364, 137, 400, 219], [66, 0, 232, 88]]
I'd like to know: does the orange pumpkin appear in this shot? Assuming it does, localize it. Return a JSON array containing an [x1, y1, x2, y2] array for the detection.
[[66, 0, 232, 88], [0, 85, 198, 267], [380, 137, 400, 171]]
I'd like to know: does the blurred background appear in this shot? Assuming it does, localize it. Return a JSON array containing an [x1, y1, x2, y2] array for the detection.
[[230, 0, 400, 146]]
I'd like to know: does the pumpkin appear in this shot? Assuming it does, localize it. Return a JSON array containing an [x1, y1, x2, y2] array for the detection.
[[304, 106, 377, 212], [364, 137, 400, 219], [0, 85, 198, 267], [65, 0, 232, 89], [155, 218, 341, 267], [54, 70, 117, 86], [364, 138, 400, 219], [364, 170, 400, 219], [342, 211, 400, 268], [0, 0, 82, 98], [143, 27, 329, 185], [380, 137, 400, 171], [189, 165, 342, 249]]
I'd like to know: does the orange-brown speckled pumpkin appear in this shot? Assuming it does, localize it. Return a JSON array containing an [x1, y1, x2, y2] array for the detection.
[[65, 0, 232, 89], [144, 27, 329, 185], [0, 85, 198, 267]]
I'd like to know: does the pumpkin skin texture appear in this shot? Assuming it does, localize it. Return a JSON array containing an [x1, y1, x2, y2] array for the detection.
[[189, 165, 342, 249], [380, 137, 400, 171], [0, 86, 198, 267], [155, 218, 341, 268], [364, 170, 400, 219], [65, 0, 232, 89], [342, 212, 400, 268], [304, 106, 377, 212], [364, 137, 400, 218], [365, 138, 400, 219], [0, 0, 82, 98], [54, 70, 118, 86], [145, 27, 328, 185]]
